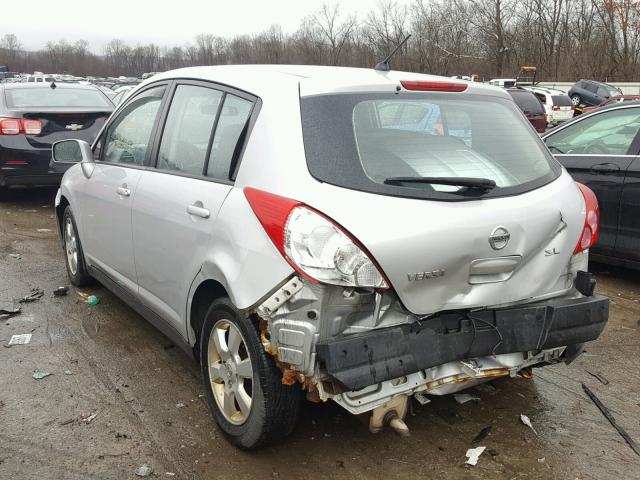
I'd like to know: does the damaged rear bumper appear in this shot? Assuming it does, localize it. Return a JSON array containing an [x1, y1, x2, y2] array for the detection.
[[316, 294, 608, 391]]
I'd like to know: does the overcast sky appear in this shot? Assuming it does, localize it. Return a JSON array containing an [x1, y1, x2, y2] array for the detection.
[[2, 0, 412, 52]]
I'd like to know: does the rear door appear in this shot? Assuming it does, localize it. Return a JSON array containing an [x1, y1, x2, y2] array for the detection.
[[131, 81, 256, 334], [79, 84, 167, 292], [544, 106, 640, 256]]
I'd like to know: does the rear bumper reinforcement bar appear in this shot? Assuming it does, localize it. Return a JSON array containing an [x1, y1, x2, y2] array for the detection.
[[316, 294, 609, 391]]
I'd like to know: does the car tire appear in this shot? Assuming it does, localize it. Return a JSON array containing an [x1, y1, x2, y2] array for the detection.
[[571, 94, 581, 105], [200, 298, 302, 449], [62, 206, 91, 286]]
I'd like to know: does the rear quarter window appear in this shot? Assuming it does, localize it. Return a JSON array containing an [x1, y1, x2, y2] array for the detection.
[[552, 95, 573, 106]]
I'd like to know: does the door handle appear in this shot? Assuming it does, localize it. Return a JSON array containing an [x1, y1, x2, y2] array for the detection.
[[116, 184, 131, 197], [187, 201, 210, 219], [590, 163, 620, 174]]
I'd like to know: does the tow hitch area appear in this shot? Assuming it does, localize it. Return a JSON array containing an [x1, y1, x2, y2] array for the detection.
[[255, 276, 609, 434]]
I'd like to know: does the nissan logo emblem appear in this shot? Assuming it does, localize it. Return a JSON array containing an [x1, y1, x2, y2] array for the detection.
[[489, 226, 510, 250]]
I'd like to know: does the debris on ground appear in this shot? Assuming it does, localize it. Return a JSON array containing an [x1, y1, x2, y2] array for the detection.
[[472, 426, 492, 444], [135, 464, 153, 477], [32, 371, 52, 380], [465, 446, 486, 466], [80, 412, 97, 424], [59, 418, 75, 426], [36, 228, 52, 233], [520, 414, 538, 435], [414, 392, 430, 405], [8, 333, 32, 346], [0, 305, 21, 318], [8, 253, 21, 260], [455, 393, 480, 404], [63, 370, 73, 375], [19, 289, 44, 303], [586, 370, 609, 386], [53, 286, 69, 297], [582, 383, 640, 456], [175, 402, 186, 408], [77, 292, 100, 305]]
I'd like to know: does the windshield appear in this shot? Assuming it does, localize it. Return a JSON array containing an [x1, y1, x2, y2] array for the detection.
[[301, 92, 560, 201], [5, 88, 112, 109]]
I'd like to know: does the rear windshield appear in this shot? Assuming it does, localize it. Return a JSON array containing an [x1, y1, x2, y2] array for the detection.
[[552, 95, 573, 106], [301, 93, 560, 201], [5, 88, 112, 109], [507, 91, 544, 114]]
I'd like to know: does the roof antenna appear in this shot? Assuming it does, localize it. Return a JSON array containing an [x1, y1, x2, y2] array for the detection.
[[374, 34, 412, 72]]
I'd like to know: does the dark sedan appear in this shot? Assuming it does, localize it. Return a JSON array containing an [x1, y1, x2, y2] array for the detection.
[[0, 83, 114, 192], [543, 101, 640, 269]]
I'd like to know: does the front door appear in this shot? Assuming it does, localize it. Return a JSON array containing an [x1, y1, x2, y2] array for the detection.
[[131, 82, 255, 334], [81, 85, 166, 291], [544, 106, 640, 257], [616, 157, 640, 263]]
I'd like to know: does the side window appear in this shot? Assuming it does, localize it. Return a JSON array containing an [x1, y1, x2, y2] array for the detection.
[[206, 94, 253, 180], [596, 86, 610, 98], [545, 108, 640, 155], [584, 82, 598, 93], [157, 85, 223, 176], [103, 86, 165, 165]]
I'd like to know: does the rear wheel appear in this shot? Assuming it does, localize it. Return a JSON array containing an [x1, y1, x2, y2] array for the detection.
[[62, 206, 91, 286], [200, 298, 302, 449]]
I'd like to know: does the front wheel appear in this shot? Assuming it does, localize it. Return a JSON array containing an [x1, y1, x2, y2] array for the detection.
[[571, 94, 581, 105], [62, 206, 91, 286], [200, 298, 302, 449]]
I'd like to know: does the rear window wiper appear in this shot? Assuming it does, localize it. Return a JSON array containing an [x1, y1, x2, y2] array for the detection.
[[384, 176, 497, 190]]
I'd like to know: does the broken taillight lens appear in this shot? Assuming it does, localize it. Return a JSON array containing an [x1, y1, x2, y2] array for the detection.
[[244, 187, 389, 289], [574, 183, 599, 255]]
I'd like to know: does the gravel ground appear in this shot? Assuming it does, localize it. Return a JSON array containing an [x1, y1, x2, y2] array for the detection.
[[1, 187, 639, 480]]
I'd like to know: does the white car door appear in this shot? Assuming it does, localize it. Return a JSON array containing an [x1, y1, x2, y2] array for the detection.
[[131, 81, 255, 334], [80, 85, 167, 292]]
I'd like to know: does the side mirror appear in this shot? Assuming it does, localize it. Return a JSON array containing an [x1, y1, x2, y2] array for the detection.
[[52, 139, 91, 163], [52, 139, 95, 178]]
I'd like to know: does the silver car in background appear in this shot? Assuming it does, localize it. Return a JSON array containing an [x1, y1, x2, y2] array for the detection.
[[52, 66, 608, 449]]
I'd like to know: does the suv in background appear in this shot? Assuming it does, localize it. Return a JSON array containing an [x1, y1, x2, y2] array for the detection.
[[524, 86, 574, 126], [506, 87, 547, 132], [568, 80, 622, 107], [52, 66, 608, 449]]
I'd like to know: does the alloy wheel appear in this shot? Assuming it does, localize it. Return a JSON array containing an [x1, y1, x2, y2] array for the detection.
[[207, 319, 254, 425], [64, 216, 79, 276]]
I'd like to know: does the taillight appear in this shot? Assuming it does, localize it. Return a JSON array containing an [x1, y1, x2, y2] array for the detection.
[[571, 105, 576, 110], [244, 187, 389, 289], [574, 183, 599, 254], [0, 118, 21, 135], [22, 119, 42, 135], [0, 118, 42, 135], [552, 106, 560, 111], [400, 80, 467, 92]]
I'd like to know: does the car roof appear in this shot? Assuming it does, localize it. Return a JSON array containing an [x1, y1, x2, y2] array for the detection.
[[145, 65, 511, 99]]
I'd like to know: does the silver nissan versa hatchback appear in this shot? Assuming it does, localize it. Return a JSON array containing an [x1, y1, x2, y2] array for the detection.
[[52, 65, 609, 449]]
